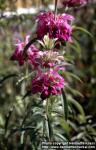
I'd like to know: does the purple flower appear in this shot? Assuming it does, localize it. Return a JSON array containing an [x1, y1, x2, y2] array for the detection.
[[31, 69, 65, 100], [36, 11, 74, 42], [62, 0, 87, 7], [10, 35, 40, 67]]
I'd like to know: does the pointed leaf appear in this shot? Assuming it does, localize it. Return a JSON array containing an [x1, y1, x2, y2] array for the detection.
[[45, 115, 53, 140], [62, 71, 83, 83], [73, 26, 93, 38], [68, 98, 85, 118], [61, 89, 68, 121], [0, 74, 17, 84]]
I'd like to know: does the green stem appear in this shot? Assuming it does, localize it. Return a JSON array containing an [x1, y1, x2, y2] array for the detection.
[[54, 0, 58, 16], [45, 98, 51, 141], [25, 62, 28, 77], [16, 72, 33, 85], [46, 98, 49, 117]]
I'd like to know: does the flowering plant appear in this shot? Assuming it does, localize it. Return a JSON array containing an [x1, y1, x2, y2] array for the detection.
[[9, 0, 88, 142]]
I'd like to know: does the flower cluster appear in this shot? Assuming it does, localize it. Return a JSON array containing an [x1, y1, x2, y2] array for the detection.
[[11, 10, 75, 99], [62, 0, 87, 7], [31, 69, 65, 100], [11, 36, 65, 99], [36, 11, 74, 42]]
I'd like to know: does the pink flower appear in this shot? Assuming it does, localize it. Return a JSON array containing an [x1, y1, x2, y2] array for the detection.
[[36, 12, 74, 42], [28, 48, 42, 69], [62, 0, 87, 7], [31, 69, 65, 100], [11, 35, 40, 67], [10, 39, 25, 65]]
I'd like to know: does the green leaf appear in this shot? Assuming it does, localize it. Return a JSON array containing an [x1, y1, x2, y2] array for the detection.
[[16, 72, 33, 85], [65, 85, 83, 97], [45, 115, 53, 140], [20, 131, 25, 144], [73, 26, 93, 38], [62, 71, 83, 83], [68, 120, 78, 132], [4, 107, 14, 134], [61, 89, 68, 121], [68, 39, 81, 56], [22, 90, 31, 99], [68, 98, 85, 119], [64, 55, 74, 63], [0, 73, 17, 84], [54, 133, 68, 141], [60, 118, 70, 134], [72, 132, 85, 141]]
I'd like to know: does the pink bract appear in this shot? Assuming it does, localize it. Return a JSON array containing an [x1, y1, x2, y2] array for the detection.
[[40, 50, 64, 68], [31, 69, 65, 100], [36, 11, 74, 42]]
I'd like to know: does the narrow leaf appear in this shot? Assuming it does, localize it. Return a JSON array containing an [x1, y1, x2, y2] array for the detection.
[[60, 118, 70, 134], [22, 90, 31, 99], [5, 107, 14, 133], [73, 26, 93, 38], [45, 114, 52, 141], [54, 133, 68, 141], [0, 74, 17, 84], [62, 71, 83, 83], [61, 89, 68, 121], [68, 98, 85, 118], [65, 85, 83, 97]]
